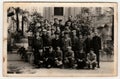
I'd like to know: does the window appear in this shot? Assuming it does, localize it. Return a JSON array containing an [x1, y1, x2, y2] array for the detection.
[[81, 7, 89, 14], [96, 7, 101, 15], [54, 7, 63, 16]]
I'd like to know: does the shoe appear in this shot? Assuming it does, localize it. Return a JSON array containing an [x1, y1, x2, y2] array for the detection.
[[48, 65, 51, 68], [97, 66, 100, 68], [92, 66, 95, 70]]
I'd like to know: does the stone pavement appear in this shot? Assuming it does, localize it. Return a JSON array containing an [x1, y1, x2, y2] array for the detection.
[[7, 52, 115, 75], [7, 60, 115, 75]]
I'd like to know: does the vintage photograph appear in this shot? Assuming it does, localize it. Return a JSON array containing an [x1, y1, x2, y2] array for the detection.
[[3, 2, 117, 77]]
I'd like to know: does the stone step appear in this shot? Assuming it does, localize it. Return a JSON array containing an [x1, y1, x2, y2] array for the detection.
[[7, 53, 21, 61], [11, 50, 17, 54]]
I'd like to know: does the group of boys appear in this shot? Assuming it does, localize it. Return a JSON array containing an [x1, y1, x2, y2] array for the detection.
[[25, 16, 102, 69]]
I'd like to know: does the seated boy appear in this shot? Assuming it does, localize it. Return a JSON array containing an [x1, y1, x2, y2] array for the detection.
[[45, 46, 55, 68], [76, 50, 86, 69], [54, 47, 63, 68], [37, 49, 45, 68], [86, 50, 97, 69], [64, 46, 75, 68]]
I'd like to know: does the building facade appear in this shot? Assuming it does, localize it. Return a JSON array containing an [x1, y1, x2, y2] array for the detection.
[[43, 7, 83, 22]]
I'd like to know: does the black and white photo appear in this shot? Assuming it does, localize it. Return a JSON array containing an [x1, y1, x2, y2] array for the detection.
[[3, 2, 117, 77]]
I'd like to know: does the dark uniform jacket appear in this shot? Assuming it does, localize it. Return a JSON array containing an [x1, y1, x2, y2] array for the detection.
[[61, 37, 72, 51], [45, 50, 55, 67], [76, 52, 86, 61], [92, 36, 101, 51], [65, 20, 72, 27], [42, 34, 52, 47], [52, 38, 61, 50], [77, 39, 84, 51], [64, 50, 74, 59], [55, 50, 63, 61], [45, 51, 55, 60], [38, 52, 45, 61], [53, 23, 60, 28], [33, 36, 43, 49], [59, 24, 65, 31], [71, 36, 78, 51], [83, 37, 92, 54]]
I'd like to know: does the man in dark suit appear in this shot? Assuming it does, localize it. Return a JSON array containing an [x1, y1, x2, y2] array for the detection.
[[33, 32, 43, 50], [59, 19, 64, 31], [33, 32, 43, 65], [53, 18, 59, 28], [65, 16, 73, 27], [42, 29, 48, 47], [71, 30, 79, 58], [83, 34, 92, 56], [61, 32, 72, 52], [52, 32, 61, 50], [42, 31, 52, 50], [77, 34, 84, 52], [92, 32, 101, 68]]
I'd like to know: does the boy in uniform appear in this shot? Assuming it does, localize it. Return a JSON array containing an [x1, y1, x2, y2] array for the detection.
[[86, 50, 97, 69], [64, 46, 75, 68]]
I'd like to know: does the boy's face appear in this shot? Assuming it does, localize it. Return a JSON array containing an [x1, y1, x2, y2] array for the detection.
[[39, 49, 43, 55], [59, 21, 62, 25], [90, 50, 94, 54], [65, 26, 69, 30], [72, 32, 76, 36], [68, 16, 72, 20], [43, 31, 47, 35], [55, 34, 59, 38], [36, 33, 39, 37], [56, 47, 60, 50], [51, 30, 55, 34], [49, 48, 53, 52], [67, 47, 71, 51], [50, 22, 54, 25], [79, 50, 83, 53], [54, 19, 59, 24], [44, 20, 48, 23], [47, 32, 51, 37], [64, 34, 68, 38], [38, 28, 42, 32], [94, 32, 98, 36], [41, 22, 44, 26], [87, 34, 91, 38], [79, 35, 82, 39], [67, 22, 71, 26]]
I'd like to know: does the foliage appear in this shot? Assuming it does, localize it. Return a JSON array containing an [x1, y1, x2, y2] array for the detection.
[[76, 11, 92, 36]]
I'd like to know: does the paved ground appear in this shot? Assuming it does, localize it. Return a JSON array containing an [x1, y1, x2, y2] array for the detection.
[[7, 53, 115, 76]]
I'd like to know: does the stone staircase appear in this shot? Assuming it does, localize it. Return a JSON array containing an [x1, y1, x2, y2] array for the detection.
[[8, 37, 28, 61]]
